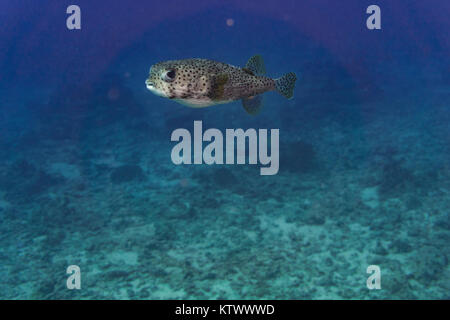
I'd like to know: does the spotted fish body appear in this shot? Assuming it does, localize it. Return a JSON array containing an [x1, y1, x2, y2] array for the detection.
[[145, 55, 297, 114]]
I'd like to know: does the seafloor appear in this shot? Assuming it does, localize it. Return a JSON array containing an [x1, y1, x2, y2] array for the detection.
[[0, 58, 449, 299]]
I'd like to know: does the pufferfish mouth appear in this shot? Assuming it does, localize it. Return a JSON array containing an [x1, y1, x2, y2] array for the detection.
[[145, 79, 154, 88], [145, 79, 167, 97]]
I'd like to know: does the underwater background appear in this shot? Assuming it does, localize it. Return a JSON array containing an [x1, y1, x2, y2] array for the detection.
[[0, 0, 449, 299]]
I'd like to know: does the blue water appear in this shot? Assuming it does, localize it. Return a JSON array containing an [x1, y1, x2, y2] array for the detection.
[[0, 0, 449, 299]]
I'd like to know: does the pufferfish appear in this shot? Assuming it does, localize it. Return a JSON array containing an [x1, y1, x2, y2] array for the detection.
[[145, 55, 297, 115]]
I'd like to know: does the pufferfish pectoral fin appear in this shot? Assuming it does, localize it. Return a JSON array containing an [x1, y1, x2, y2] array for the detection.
[[245, 54, 266, 76], [242, 94, 263, 115], [209, 73, 229, 100]]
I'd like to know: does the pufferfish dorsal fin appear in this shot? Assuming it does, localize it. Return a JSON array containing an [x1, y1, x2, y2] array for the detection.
[[245, 54, 266, 76], [242, 94, 263, 115], [242, 67, 255, 76], [209, 73, 229, 100]]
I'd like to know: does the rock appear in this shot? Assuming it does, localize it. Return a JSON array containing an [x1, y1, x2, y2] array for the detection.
[[48, 162, 81, 180], [389, 239, 413, 253], [110, 165, 145, 184], [105, 270, 130, 280], [361, 187, 379, 209], [280, 140, 318, 173], [302, 211, 326, 225], [379, 160, 416, 196], [213, 167, 237, 188]]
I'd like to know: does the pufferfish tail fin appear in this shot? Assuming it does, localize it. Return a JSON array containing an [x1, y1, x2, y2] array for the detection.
[[275, 72, 297, 99], [245, 54, 266, 75]]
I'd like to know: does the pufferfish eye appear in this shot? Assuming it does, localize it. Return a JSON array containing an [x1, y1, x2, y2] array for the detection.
[[162, 69, 176, 82]]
